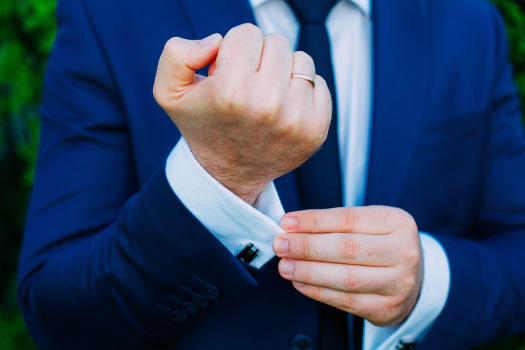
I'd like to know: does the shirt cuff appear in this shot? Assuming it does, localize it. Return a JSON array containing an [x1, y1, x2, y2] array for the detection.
[[165, 138, 285, 269], [362, 232, 451, 350]]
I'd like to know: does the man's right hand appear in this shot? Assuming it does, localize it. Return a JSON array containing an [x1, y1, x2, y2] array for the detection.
[[153, 24, 332, 204]]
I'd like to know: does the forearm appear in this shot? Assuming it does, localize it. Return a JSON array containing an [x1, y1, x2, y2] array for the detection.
[[18, 168, 256, 349]]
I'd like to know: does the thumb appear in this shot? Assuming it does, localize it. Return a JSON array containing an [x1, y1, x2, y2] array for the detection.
[[154, 33, 222, 101]]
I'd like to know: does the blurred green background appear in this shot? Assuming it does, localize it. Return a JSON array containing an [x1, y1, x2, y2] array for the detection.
[[0, 0, 525, 349]]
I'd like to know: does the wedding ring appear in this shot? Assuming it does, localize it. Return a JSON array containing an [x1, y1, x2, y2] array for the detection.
[[291, 73, 315, 88]]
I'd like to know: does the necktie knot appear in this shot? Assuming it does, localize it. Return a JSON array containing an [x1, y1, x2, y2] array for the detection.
[[285, 0, 339, 25]]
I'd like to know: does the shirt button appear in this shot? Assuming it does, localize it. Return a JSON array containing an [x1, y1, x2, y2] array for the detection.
[[170, 311, 188, 323], [291, 333, 315, 350], [182, 302, 198, 315], [191, 294, 209, 307], [202, 284, 220, 300]]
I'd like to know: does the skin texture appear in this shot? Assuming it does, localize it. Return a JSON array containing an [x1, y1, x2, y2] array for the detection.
[[273, 206, 423, 326], [153, 24, 423, 327]]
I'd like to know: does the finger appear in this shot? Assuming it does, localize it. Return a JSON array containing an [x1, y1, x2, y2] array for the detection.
[[215, 23, 264, 76], [258, 33, 293, 74], [257, 33, 293, 91], [280, 206, 411, 234], [289, 51, 316, 96], [273, 232, 396, 266], [208, 59, 217, 76], [291, 283, 401, 326], [310, 74, 332, 134], [278, 259, 397, 294], [153, 33, 222, 102]]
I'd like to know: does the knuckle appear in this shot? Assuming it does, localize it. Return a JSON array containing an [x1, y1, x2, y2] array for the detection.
[[294, 51, 315, 73], [368, 312, 393, 327], [152, 84, 164, 104], [293, 50, 307, 60], [361, 305, 379, 321], [274, 115, 299, 136], [393, 208, 416, 228], [340, 238, 360, 260], [164, 37, 177, 51], [388, 294, 405, 309], [343, 271, 361, 291], [164, 37, 185, 58], [400, 273, 418, 293], [342, 209, 360, 232], [266, 32, 290, 48], [153, 84, 173, 109], [402, 245, 421, 267], [298, 237, 313, 258], [218, 85, 247, 114], [310, 212, 319, 232], [306, 125, 327, 147], [381, 301, 410, 325], [341, 293, 358, 310], [302, 263, 315, 284], [365, 297, 397, 326], [281, 105, 302, 128], [314, 74, 328, 89], [310, 286, 323, 300], [234, 23, 262, 37], [314, 74, 331, 98], [250, 97, 279, 124]]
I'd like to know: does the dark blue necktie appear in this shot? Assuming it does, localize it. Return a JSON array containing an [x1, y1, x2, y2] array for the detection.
[[284, 1, 347, 349], [287, 0, 343, 211]]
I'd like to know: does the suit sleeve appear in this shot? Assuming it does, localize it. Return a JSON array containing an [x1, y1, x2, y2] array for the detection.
[[16, 0, 257, 348], [419, 4, 525, 349]]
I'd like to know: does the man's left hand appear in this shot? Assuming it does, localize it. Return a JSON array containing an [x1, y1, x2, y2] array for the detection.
[[272, 206, 423, 326]]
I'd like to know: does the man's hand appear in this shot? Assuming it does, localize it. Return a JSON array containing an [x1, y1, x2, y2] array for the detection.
[[272, 206, 423, 326], [153, 24, 332, 204]]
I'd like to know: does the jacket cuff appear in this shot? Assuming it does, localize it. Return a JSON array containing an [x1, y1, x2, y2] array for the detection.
[[165, 138, 285, 268]]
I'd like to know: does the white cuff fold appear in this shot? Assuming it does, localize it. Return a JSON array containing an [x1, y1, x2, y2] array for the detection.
[[363, 232, 451, 350], [165, 138, 285, 269]]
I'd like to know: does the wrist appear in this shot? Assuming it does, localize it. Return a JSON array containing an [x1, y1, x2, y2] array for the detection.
[[192, 151, 270, 205]]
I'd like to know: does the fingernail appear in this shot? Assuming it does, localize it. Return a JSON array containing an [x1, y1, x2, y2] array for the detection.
[[273, 237, 289, 255], [281, 216, 298, 231], [293, 282, 305, 288], [280, 260, 294, 275], [199, 33, 221, 47]]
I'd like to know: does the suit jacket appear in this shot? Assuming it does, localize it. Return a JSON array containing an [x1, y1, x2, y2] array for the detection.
[[18, 0, 525, 349]]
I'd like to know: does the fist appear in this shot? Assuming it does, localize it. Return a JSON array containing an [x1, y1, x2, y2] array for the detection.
[[273, 206, 423, 326], [153, 24, 332, 204]]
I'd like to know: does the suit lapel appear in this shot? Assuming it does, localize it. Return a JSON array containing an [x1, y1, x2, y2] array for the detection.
[[179, 0, 256, 39], [365, 0, 429, 207]]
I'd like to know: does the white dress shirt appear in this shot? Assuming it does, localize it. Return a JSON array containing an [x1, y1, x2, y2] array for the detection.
[[166, 0, 451, 348]]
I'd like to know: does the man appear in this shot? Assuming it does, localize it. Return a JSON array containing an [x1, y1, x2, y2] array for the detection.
[[18, 0, 525, 349]]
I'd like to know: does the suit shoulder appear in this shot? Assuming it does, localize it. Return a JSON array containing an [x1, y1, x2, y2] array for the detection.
[[57, 0, 190, 36]]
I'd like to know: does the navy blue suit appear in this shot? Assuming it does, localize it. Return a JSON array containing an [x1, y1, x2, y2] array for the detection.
[[18, 0, 525, 349]]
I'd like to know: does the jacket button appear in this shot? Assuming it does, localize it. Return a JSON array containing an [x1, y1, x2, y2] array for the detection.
[[170, 311, 188, 323], [202, 284, 220, 300], [191, 294, 209, 307], [182, 302, 198, 315], [291, 333, 315, 350]]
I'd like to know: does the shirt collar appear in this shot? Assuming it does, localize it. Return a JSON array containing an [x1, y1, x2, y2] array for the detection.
[[249, 0, 371, 17]]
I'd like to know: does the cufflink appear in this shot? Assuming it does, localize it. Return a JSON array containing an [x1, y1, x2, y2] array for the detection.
[[396, 338, 417, 350], [236, 243, 259, 263]]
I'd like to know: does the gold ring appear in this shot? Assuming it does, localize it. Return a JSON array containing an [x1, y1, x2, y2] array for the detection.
[[291, 73, 315, 88]]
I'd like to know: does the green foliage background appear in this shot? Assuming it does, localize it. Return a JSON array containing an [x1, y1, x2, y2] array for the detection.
[[0, 0, 524, 349]]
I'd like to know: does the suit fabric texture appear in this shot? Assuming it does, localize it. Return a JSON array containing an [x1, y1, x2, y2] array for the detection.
[[18, 0, 525, 349]]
